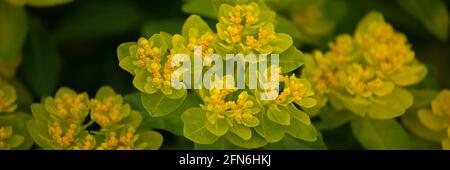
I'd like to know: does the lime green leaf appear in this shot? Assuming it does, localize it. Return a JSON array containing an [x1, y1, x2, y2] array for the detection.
[[136, 130, 163, 150], [271, 33, 293, 53], [0, 1, 27, 63], [351, 117, 410, 150], [30, 104, 50, 123], [195, 138, 243, 150], [229, 123, 251, 140], [126, 92, 202, 136], [397, 0, 449, 41], [267, 105, 290, 126], [206, 118, 229, 136], [182, 15, 212, 38], [27, 120, 61, 150], [182, 107, 219, 144], [286, 115, 317, 142], [255, 108, 287, 143], [117, 42, 136, 61], [141, 91, 186, 117], [264, 134, 327, 150], [278, 46, 304, 74], [225, 131, 267, 149]]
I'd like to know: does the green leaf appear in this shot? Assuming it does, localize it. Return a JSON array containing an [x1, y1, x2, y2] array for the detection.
[[271, 33, 293, 53], [274, 15, 302, 40], [136, 130, 163, 150], [27, 0, 73, 7], [22, 17, 61, 97], [194, 138, 243, 150], [225, 131, 267, 149], [117, 42, 136, 61], [126, 92, 202, 136], [316, 106, 355, 130], [181, 107, 219, 144], [397, 0, 449, 41], [286, 115, 317, 142], [27, 120, 61, 150], [278, 46, 304, 74], [141, 91, 186, 117], [182, 15, 212, 38], [0, 1, 27, 63], [118, 110, 142, 130], [264, 134, 327, 150], [267, 105, 290, 126], [351, 117, 410, 150], [229, 123, 251, 140], [255, 108, 287, 143], [206, 118, 229, 136]]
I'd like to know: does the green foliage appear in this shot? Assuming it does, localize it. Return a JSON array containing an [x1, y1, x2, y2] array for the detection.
[[351, 117, 410, 150], [0, 1, 27, 65], [397, 0, 449, 41]]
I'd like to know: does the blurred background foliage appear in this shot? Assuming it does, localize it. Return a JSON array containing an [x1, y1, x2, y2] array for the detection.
[[0, 0, 449, 149]]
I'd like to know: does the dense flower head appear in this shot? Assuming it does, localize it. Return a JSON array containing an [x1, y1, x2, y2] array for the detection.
[[45, 88, 89, 125], [302, 50, 339, 96], [301, 11, 422, 120], [96, 127, 139, 150], [48, 121, 78, 148], [90, 92, 131, 128], [216, 2, 292, 54], [355, 12, 426, 86], [0, 78, 17, 113], [341, 63, 394, 98], [28, 86, 162, 150], [276, 74, 317, 108]]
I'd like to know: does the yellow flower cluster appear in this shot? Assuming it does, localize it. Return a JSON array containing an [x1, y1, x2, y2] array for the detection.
[[344, 63, 393, 97], [217, 2, 285, 54], [187, 32, 215, 56], [135, 37, 161, 68], [229, 91, 255, 124], [276, 75, 316, 108], [96, 127, 137, 150], [417, 90, 450, 150], [357, 21, 414, 76], [90, 95, 130, 128], [53, 92, 89, 124], [48, 122, 78, 148]]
